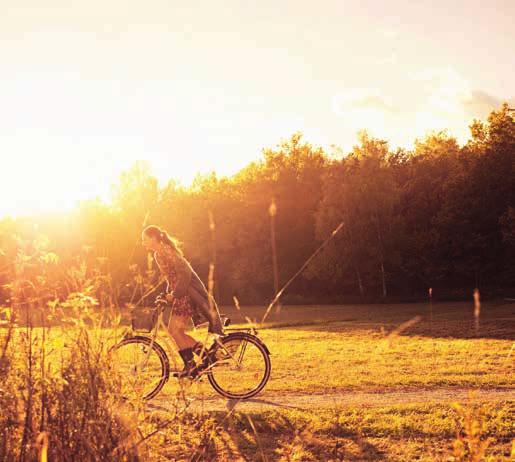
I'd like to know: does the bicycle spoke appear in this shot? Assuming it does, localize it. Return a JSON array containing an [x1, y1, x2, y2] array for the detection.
[[208, 334, 270, 399], [110, 338, 168, 400], [237, 339, 248, 366]]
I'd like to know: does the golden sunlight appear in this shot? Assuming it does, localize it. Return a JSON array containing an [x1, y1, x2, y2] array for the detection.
[[0, 148, 243, 217]]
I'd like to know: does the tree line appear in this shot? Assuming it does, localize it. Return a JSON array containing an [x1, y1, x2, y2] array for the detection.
[[0, 103, 513, 308]]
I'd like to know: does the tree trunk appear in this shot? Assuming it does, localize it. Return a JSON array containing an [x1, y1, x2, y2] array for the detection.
[[374, 211, 388, 298], [355, 267, 364, 296], [380, 260, 387, 297]]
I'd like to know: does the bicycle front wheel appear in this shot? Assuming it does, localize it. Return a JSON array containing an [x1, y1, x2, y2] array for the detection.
[[207, 332, 271, 400], [109, 335, 169, 400]]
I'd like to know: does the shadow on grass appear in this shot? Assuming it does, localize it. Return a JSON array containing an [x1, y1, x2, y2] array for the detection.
[[207, 409, 390, 461], [145, 397, 390, 460], [221, 301, 515, 340]]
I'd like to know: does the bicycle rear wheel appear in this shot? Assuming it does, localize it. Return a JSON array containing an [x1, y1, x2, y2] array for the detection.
[[109, 336, 169, 400], [207, 332, 271, 400]]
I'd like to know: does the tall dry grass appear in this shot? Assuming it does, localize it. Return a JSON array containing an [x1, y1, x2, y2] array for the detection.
[[1, 215, 512, 461], [0, 233, 198, 460]]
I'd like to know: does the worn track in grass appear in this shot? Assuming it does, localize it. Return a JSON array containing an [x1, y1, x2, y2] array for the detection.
[[150, 387, 515, 414]]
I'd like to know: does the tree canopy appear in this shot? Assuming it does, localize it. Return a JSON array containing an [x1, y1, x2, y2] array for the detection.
[[1, 104, 513, 306]]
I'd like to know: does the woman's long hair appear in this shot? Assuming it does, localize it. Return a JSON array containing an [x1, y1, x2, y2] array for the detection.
[[142, 225, 184, 256]]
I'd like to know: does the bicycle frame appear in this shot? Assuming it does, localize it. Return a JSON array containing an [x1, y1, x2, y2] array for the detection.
[[113, 301, 271, 400], [125, 302, 248, 375]]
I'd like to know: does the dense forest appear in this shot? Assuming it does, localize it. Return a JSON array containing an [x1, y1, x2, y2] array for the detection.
[[0, 103, 513, 308]]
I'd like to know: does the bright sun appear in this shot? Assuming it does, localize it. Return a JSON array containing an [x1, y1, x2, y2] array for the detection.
[[1, 155, 102, 217], [0, 148, 255, 218]]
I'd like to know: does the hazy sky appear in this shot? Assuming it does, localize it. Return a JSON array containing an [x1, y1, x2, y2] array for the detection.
[[1, 0, 514, 217]]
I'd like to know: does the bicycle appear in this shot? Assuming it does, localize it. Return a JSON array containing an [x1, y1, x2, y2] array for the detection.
[[109, 294, 271, 401]]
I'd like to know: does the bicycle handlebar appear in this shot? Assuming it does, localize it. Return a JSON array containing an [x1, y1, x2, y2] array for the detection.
[[154, 292, 169, 305]]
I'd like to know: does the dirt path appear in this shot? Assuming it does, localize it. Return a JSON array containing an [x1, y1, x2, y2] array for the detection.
[[150, 388, 514, 414]]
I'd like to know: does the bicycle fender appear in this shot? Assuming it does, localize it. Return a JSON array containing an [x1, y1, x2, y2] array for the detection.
[[224, 332, 271, 356]]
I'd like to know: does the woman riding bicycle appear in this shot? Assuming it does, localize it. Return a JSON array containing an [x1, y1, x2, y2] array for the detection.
[[141, 224, 224, 378]]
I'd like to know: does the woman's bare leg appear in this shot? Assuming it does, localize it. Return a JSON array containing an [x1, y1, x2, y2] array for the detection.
[[168, 313, 198, 350]]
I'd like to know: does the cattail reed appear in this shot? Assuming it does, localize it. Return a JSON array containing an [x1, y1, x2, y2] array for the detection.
[[208, 210, 217, 306], [269, 197, 280, 314], [36, 432, 48, 462], [429, 287, 433, 333], [208, 263, 215, 311], [473, 288, 481, 335]]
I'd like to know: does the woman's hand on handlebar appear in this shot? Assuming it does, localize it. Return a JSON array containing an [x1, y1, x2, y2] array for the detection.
[[155, 292, 169, 305], [154, 292, 174, 306]]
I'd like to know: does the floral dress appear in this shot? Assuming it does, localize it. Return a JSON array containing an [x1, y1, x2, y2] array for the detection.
[[153, 244, 194, 317]]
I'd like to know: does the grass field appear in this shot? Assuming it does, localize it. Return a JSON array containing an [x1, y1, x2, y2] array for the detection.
[[148, 301, 514, 460], [153, 301, 515, 395], [2, 301, 513, 460]]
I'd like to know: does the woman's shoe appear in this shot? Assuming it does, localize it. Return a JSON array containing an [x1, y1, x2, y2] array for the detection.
[[174, 347, 200, 379]]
